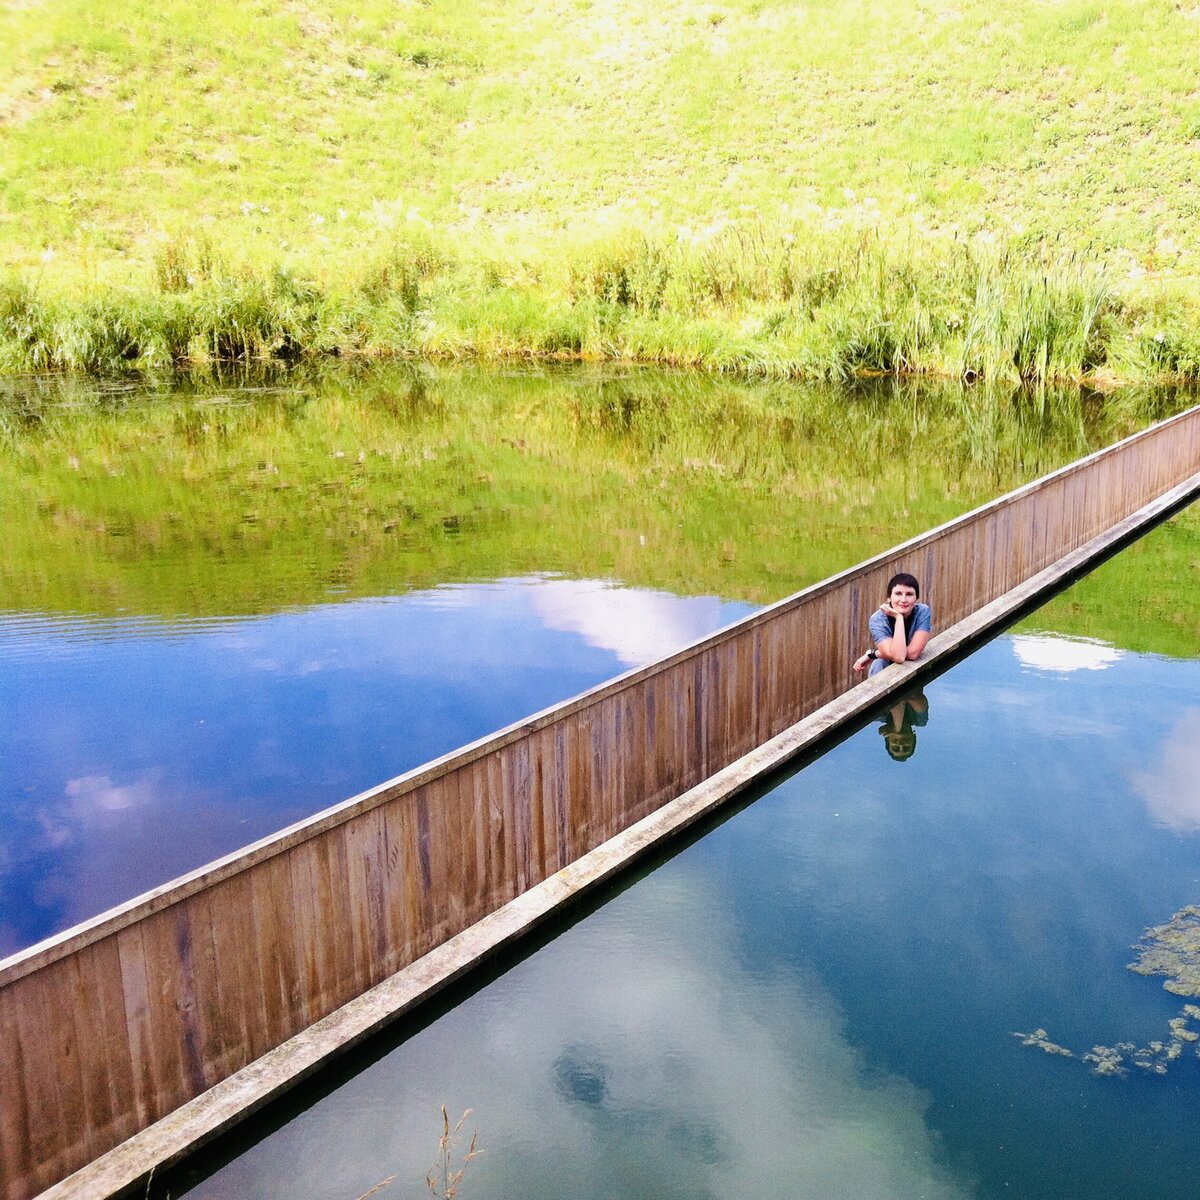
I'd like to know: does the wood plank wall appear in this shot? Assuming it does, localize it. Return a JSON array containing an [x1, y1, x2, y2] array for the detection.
[[2, 405, 1199, 1200]]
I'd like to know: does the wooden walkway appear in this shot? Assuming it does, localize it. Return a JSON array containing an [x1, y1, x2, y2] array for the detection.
[[2, 404, 1199, 1200]]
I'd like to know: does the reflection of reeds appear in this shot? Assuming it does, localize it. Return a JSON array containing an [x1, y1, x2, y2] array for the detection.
[[7, 225, 1200, 383], [2, 363, 1192, 633]]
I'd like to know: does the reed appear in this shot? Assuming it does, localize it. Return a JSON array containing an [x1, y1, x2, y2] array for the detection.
[[5, 227, 1194, 385], [5, 0, 1200, 384]]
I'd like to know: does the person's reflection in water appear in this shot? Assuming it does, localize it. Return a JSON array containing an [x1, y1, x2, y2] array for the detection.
[[878, 688, 929, 761]]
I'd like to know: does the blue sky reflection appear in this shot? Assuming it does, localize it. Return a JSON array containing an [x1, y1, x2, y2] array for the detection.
[[0, 577, 752, 954]]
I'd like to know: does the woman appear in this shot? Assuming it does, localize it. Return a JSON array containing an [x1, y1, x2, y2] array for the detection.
[[853, 572, 932, 677]]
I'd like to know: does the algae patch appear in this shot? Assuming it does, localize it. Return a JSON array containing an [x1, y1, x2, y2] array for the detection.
[[1168, 1017, 1199, 1042], [1011, 1029, 1073, 1057], [1022, 1013, 1200, 1079], [1014, 905, 1200, 1080], [1128, 905, 1200, 997], [1081, 1044, 1129, 1078]]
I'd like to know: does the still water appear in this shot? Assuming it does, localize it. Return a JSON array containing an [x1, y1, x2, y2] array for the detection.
[[6, 364, 1186, 953], [1, 365, 1197, 1199], [170, 516, 1200, 1200], [0, 579, 753, 951]]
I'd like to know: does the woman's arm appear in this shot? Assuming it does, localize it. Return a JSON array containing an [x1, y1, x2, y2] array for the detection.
[[875, 609, 909, 663], [905, 628, 931, 660], [862, 603, 930, 671], [904, 605, 932, 660]]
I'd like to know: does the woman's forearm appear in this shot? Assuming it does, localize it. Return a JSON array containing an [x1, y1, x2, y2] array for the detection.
[[882, 613, 908, 662]]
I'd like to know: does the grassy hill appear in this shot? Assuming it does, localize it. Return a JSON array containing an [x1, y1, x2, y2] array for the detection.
[[4, 0, 1200, 379]]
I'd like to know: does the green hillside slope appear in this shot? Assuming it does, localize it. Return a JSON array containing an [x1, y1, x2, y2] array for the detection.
[[3, 0, 1200, 378]]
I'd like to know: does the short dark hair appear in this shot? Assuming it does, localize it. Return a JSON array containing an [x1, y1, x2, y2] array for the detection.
[[880, 726, 918, 761], [886, 572, 920, 599]]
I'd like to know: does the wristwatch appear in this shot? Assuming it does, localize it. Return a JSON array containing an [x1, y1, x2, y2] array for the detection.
[[866, 648, 878, 660]]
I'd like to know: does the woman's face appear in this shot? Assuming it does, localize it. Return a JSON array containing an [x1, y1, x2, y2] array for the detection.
[[883, 729, 917, 760], [889, 583, 918, 614]]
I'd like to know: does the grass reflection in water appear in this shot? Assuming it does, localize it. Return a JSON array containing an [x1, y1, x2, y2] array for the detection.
[[2, 362, 1193, 630]]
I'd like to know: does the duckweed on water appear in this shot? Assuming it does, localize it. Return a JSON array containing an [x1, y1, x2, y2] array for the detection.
[[1168, 1017, 1199, 1042], [1082, 1045, 1130, 1078], [1080, 1038, 1180, 1078], [1032, 1007, 1200, 1080], [1011, 1029, 1073, 1058], [1128, 905, 1200, 997], [1015, 906, 1200, 1079]]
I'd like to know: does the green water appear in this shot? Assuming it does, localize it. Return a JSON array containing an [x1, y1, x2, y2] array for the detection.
[[1, 362, 1192, 633]]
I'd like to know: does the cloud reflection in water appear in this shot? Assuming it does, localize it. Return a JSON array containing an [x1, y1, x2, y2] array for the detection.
[[1131, 708, 1200, 832], [193, 872, 972, 1200]]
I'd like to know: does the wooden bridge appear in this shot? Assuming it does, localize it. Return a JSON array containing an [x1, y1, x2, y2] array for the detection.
[[3, 404, 1199, 1200]]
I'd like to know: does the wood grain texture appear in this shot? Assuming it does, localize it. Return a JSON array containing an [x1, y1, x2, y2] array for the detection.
[[2, 406, 1198, 1200]]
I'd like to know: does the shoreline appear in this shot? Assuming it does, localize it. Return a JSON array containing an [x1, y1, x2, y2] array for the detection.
[[5, 292, 1200, 388], [5, 228, 1200, 387]]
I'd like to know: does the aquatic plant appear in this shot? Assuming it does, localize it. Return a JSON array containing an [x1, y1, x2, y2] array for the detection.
[[1011, 1029, 1072, 1057], [6, 229, 1194, 383], [1123, 902, 1200, 998], [426, 1106, 482, 1200], [1096, 1034, 1190, 1078], [1128, 905, 1200, 996], [1016, 908, 1200, 1080], [1081, 1045, 1128, 1078], [350, 1107, 481, 1200], [1078, 1032, 1187, 1079], [353, 1177, 398, 1200], [1168, 1016, 1198, 1042]]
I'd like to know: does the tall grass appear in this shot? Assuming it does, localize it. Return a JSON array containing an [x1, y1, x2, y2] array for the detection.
[[6, 0, 1200, 382], [0, 249, 326, 371], [6, 224, 1199, 383]]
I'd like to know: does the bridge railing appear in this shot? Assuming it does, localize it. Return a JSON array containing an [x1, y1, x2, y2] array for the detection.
[[2, 404, 1198, 1199]]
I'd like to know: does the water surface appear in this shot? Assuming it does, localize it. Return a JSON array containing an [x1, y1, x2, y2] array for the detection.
[[2, 365, 1197, 1198], [169, 512, 1200, 1200], [1, 366, 1193, 956]]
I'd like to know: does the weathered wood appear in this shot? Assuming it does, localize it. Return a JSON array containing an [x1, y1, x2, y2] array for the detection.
[[2, 406, 1198, 1200]]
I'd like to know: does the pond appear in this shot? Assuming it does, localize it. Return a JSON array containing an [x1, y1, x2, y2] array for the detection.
[[4, 364, 1186, 954], [166, 509, 1200, 1200], [1, 365, 1197, 1200]]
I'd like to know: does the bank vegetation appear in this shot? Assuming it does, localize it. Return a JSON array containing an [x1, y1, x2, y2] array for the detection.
[[3, 0, 1200, 382]]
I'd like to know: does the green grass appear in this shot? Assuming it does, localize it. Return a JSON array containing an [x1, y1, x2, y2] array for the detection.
[[4, 0, 1200, 379]]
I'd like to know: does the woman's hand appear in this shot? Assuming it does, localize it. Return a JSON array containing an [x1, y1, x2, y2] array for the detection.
[[853, 651, 873, 673]]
